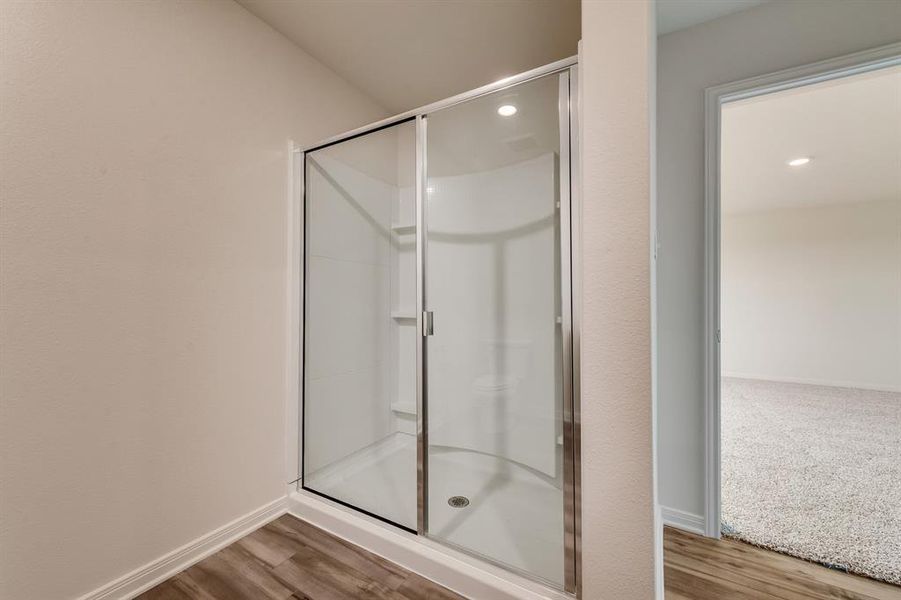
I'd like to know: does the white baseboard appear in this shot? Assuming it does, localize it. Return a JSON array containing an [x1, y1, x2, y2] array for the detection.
[[77, 497, 288, 600], [722, 372, 901, 393], [288, 490, 569, 600], [661, 506, 706, 536]]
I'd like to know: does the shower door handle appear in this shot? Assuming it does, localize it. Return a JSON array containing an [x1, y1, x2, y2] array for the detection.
[[422, 311, 434, 337]]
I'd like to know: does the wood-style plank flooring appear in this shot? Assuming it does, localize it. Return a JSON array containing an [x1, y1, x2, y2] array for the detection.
[[136, 514, 463, 600], [138, 515, 901, 599], [665, 526, 901, 600]]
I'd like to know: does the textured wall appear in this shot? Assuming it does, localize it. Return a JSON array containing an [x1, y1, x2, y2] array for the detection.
[[0, 1, 385, 598], [580, 1, 658, 597]]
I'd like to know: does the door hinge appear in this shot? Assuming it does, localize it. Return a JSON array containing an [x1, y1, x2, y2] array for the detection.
[[423, 311, 434, 337]]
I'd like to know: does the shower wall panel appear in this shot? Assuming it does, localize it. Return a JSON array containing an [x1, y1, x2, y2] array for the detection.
[[426, 153, 559, 476]]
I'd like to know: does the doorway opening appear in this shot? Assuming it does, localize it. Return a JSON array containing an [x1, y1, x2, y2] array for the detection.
[[708, 47, 901, 585]]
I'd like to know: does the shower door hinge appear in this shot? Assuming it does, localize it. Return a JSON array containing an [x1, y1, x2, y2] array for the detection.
[[422, 311, 434, 337]]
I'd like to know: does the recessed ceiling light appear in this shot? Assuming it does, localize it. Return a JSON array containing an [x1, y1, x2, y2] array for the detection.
[[787, 157, 811, 167], [497, 104, 517, 117]]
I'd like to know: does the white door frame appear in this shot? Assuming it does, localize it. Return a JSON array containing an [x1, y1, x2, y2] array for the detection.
[[702, 41, 901, 539]]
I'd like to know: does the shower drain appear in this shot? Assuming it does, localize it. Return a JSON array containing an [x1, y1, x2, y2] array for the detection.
[[447, 495, 470, 508]]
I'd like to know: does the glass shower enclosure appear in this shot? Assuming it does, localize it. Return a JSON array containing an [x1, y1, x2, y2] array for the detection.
[[300, 59, 579, 593]]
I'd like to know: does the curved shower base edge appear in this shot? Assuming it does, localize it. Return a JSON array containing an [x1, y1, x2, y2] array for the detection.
[[287, 490, 572, 600]]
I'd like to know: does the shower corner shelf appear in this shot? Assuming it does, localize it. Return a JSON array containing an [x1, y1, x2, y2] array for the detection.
[[391, 222, 416, 235], [391, 309, 416, 321], [390, 401, 417, 416]]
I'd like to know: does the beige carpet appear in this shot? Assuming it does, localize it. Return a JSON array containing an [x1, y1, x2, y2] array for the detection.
[[721, 377, 901, 586]]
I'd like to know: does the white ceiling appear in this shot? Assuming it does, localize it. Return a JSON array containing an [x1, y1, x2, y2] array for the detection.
[[656, 0, 769, 36], [236, 0, 580, 114], [721, 65, 901, 215]]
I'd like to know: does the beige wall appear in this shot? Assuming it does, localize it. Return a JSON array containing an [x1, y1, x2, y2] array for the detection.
[[656, 0, 901, 521], [722, 200, 901, 392], [0, 1, 386, 598], [580, 1, 658, 597]]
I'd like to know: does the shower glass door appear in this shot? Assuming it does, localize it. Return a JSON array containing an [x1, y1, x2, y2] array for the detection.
[[423, 72, 572, 588], [301, 61, 577, 593], [302, 119, 418, 531]]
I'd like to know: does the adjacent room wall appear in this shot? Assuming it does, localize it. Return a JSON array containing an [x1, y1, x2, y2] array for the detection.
[[722, 200, 901, 392], [0, 1, 386, 598], [656, 0, 901, 522], [581, 1, 658, 597]]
